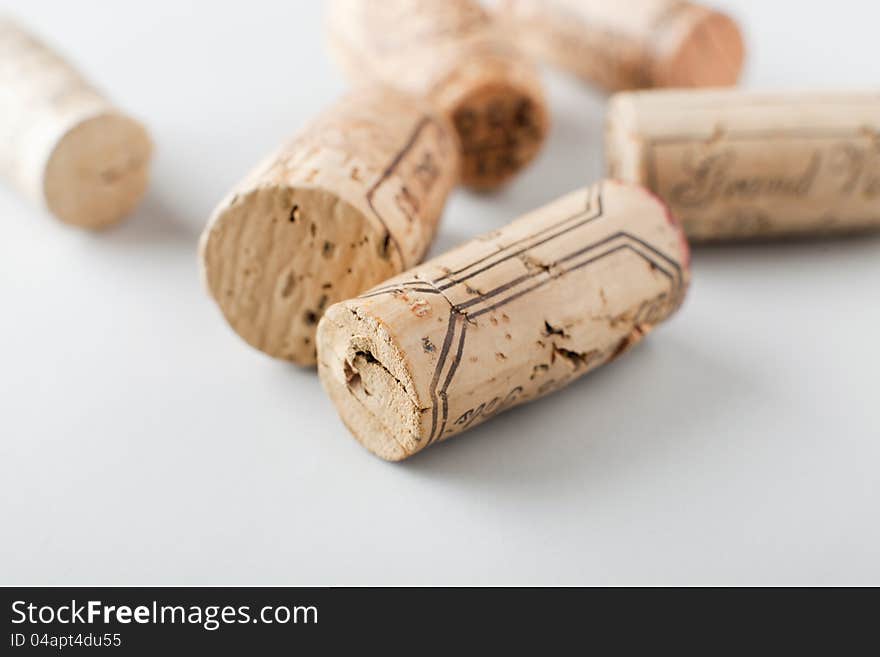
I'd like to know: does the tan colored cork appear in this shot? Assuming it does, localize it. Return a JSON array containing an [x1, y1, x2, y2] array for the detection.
[[497, 0, 744, 92], [0, 17, 152, 229], [199, 88, 459, 366], [325, 0, 549, 190], [317, 180, 690, 461], [606, 89, 880, 241]]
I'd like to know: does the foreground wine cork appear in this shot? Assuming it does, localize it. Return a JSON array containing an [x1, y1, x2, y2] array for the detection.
[[199, 88, 459, 366], [607, 89, 880, 241], [497, 0, 744, 91], [317, 180, 690, 461], [0, 17, 152, 229], [326, 0, 549, 190]]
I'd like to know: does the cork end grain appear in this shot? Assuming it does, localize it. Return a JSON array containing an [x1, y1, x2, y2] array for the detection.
[[43, 113, 152, 229], [317, 304, 422, 461], [452, 78, 549, 189], [200, 185, 399, 367], [654, 9, 744, 88]]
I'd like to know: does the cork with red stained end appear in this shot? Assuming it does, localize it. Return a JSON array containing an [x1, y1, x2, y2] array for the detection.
[[325, 0, 549, 190], [317, 180, 690, 461], [199, 88, 459, 366], [496, 0, 744, 92]]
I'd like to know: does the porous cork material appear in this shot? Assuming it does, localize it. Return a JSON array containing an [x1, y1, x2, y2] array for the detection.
[[326, 0, 549, 190], [199, 88, 459, 366], [317, 180, 691, 461], [0, 17, 152, 229], [606, 89, 880, 241], [497, 0, 744, 91]]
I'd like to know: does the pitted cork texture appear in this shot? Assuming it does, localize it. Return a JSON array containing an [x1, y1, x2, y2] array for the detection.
[[0, 17, 152, 228], [317, 180, 690, 461], [326, 0, 549, 190], [497, 0, 744, 91], [606, 89, 880, 241], [199, 88, 459, 366]]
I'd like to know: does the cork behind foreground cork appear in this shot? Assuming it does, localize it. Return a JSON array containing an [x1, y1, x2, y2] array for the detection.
[[497, 0, 744, 91], [325, 0, 549, 190], [606, 89, 880, 241], [199, 88, 459, 366], [317, 180, 690, 461], [0, 17, 152, 229]]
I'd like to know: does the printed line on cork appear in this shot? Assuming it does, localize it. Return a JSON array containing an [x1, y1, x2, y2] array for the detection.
[[318, 181, 691, 460]]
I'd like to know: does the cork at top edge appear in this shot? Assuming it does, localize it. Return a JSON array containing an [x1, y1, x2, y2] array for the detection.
[[653, 8, 745, 88]]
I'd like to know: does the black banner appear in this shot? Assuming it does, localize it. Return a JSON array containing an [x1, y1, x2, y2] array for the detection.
[[2, 586, 860, 652]]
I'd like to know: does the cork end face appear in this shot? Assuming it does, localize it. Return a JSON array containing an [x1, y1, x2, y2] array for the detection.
[[200, 186, 398, 366], [43, 113, 152, 229], [656, 11, 744, 88], [317, 304, 423, 462], [453, 82, 548, 190]]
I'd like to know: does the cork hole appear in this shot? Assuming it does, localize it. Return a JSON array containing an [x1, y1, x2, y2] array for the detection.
[[378, 232, 392, 260], [515, 99, 535, 129], [454, 109, 477, 136], [289, 205, 300, 223], [281, 272, 296, 298], [343, 360, 361, 388], [487, 101, 505, 128], [552, 345, 589, 370], [543, 320, 568, 338], [530, 364, 549, 380], [99, 166, 122, 184]]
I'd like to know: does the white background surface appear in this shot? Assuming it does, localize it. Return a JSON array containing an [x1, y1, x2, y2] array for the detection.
[[1, 0, 878, 585]]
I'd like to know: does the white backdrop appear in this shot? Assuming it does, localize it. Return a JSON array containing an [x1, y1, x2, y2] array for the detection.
[[1, 0, 878, 585]]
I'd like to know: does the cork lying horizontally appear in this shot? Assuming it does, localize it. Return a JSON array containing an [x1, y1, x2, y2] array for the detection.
[[199, 88, 459, 366], [497, 0, 744, 91], [0, 17, 152, 229], [606, 89, 880, 241], [326, 0, 549, 190], [317, 180, 691, 461]]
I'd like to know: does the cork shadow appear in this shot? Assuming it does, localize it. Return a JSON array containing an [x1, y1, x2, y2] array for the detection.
[[428, 220, 488, 258], [517, 74, 607, 199], [400, 333, 763, 493], [689, 231, 880, 298], [691, 230, 880, 263], [97, 189, 202, 249]]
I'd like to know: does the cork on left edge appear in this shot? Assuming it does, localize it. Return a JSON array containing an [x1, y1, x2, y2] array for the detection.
[[0, 17, 152, 229]]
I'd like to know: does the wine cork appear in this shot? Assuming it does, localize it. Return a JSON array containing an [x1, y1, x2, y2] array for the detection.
[[497, 0, 744, 91], [607, 89, 880, 241], [317, 180, 690, 461], [199, 88, 459, 366], [0, 17, 152, 229], [325, 0, 549, 190]]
